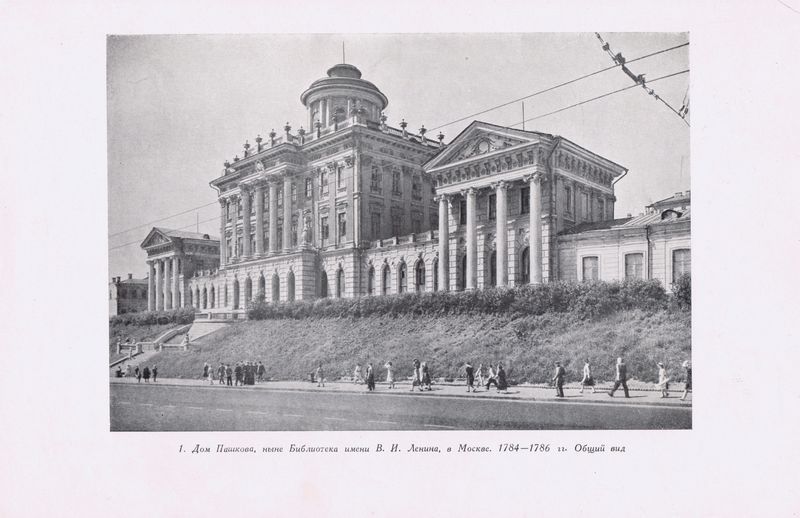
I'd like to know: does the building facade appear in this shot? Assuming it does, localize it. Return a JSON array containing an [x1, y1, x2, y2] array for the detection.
[[147, 62, 689, 317], [108, 274, 149, 316]]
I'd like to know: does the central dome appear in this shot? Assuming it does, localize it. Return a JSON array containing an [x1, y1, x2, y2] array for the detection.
[[300, 63, 389, 129]]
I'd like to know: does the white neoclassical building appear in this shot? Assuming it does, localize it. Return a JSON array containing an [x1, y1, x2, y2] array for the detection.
[[141, 62, 689, 318]]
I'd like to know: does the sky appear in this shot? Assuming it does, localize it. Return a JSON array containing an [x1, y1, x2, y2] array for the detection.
[[108, 33, 689, 279]]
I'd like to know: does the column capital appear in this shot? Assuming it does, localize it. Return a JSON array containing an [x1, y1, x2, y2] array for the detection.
[[461, 186, 478, 197], [434, 193, 451, 203], [491, 180, 509, 191], [524, 172, 545, 184], [239, 183, 252, 194]]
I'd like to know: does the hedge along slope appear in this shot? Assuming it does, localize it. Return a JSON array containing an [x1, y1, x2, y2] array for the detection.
[[247, 280, 670, 321], [148, 310, 690, 384]]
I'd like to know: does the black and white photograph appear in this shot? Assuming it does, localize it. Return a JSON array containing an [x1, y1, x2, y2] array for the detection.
[[107, 33, 691, 431], [3, 1, 800, 516]]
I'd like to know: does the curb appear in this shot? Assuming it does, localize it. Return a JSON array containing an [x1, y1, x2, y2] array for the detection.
[[110, 379, 692, 409]]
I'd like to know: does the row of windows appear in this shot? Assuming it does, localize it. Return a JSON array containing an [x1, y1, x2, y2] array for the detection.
[[564, 185, 608, 221], [581, 249, 691, 283]]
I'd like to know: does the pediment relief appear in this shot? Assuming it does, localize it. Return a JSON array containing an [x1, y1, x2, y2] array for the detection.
[[425, 122, 540, 172], [141, 229, 174, 249], [450, 134, 525, 162]]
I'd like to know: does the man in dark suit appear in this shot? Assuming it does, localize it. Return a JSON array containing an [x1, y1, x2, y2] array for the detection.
[[552, 361, 566, 397], [608, 357, 630, 398]]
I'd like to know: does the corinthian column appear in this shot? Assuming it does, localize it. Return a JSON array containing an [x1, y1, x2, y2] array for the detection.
[[254, 183, 264, 255], [465, 188, 477, 290], [437, 194, 450, 291], [241, 187, 252, 258], [283, 176, 292, 251], [154, 259, 163, 310], [529, 173, 543, 284], [172, 256, 180, 309], [268, 181, 278, 253], [495, 181, 508, 287], [219, 199, 227, 266], [163, 257, 171, 310], [147, 260, 155, 311]]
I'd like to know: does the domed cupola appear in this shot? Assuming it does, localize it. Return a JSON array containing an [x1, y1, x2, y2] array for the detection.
[[300, 63, 389, 130]]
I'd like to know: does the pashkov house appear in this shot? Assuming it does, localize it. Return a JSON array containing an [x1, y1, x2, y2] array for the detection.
[[138, 63, 691, 317]]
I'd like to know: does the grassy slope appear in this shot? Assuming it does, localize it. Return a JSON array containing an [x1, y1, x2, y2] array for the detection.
[[108, 323, 177, 362], [147, 309, 690, 384]]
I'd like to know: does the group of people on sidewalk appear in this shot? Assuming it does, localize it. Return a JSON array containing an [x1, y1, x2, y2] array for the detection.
[[201, 361, 267, 387], [464, 362, 509, 393], [116, 363, 158, 383]]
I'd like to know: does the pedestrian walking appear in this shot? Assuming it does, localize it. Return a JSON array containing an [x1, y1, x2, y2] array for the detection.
[[142, 365, 151, 383], [202, 362, 209, 381], [217, 363, 225, 386], [485, 364, 498, 390], [257, 361, 266, 383], [680, 360, 692, 401], [115, 366, 123, 378], [366, 363, 375, 391], [385, 361, 395, 389], [475, 363, 485, 389], [152, 365, 158, 383], [411, 359, 423, 392], [225, 364, 233, 386], [496, 364, 509, 392], [125, 364, 132, 378], [316, 363, 325, 388], [608, 357, 630, 398], [657, 362, 670, 398], [421, 362, 432, 391], [234, 363, 243, 386], [135, 365, 141, 383], [464, 361, 475, 392], [579, 359, 596, 394], [353, 364, 363, 384], [552, 361, 565, 397]]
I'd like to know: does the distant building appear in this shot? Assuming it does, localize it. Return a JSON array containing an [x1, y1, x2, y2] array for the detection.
[[142, 62, 689, 318], [109, 274, 149, 316]]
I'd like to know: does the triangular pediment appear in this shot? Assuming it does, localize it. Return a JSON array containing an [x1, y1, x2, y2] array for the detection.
[[425, 121, 545, 171], [140, 227, 174, 249]]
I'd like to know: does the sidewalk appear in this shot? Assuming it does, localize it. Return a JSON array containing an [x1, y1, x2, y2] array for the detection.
[[110, 377, 692, 408]]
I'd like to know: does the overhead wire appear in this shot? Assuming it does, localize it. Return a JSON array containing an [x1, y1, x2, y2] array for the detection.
[[109, 200, 219, 238], [109, 215, 221, 252]]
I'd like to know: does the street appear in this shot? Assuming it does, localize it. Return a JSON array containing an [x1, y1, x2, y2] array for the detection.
[[110, 382, 691, 431]]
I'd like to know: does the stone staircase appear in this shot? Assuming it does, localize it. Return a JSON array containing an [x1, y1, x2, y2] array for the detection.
[[187, 321, 230, 342]]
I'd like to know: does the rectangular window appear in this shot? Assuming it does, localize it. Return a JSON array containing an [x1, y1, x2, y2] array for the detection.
[[370, 167, 382, 194], [672, 249, 691, 281], [291, 183, 297, 203], [263, 191, 269, 212], [599, 198, 606, 220], [581, 192, 589, 220], [277, 188, 283, 207], [226, 204, 232, 222], [321, 216, 329, 240], [337, 166, 346, 190], [582, 256, 599, 281], [488, 194, 496, 221], [392, 170, 401, 195], [412, 218, 422, 234], [276, 224, 283, 249], [625, 253, 644, 280], [371, 213, 381, 238], [520, 186, 530, 214], [565, 186, 573, 213], [305, 178, 313, 199], [459, 200, 467, 226], [338, 212, 347, 239], [392, 215, 402, 236], [412, 177, 422, 201], [237, 200, 243, 218], [249, 194, 255, 215], [249, 233, 256, 252], [320, 171, 329, 197], [291, 218, 298, 246], [263, 232, 269, 251]]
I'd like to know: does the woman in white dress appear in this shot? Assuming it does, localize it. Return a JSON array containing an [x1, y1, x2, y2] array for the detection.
[[353, 364, 362, 384], [475, 363, 485, 390], [657, 362, 670, 398], [579, 359, 596, 394], [384, 361, 395, 389]]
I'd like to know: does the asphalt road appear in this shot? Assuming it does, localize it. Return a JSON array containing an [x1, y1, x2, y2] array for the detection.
[[110, 383, 691, 431]]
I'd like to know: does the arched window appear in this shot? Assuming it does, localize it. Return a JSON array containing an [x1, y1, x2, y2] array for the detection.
[[202, 287, 208, 309], [382, 264, 390, 295], [223, 284, 228, 308], [187, 288, 193, 307], [244, 277, 252, 305], [195, 287, 201, 309], [521, 247, 530, 284], [271, 273, 280, 302], [287, 271, 295, 302], [415, 260, 426, 292], [490, 251, 497, 287], [460, 255, 467, 291], [367, 266, 375, 295], [209, 285, 215, 309], [432, 258, 439, 292], [258, 274, 266, 300], [232, 280, 240, 310], [320, 270, 328, 298], [398, 262, 407, 293], [336, 268, 345, 298]]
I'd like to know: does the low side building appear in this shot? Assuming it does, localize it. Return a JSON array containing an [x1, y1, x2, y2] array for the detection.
[[109, 274, 149, 316]]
